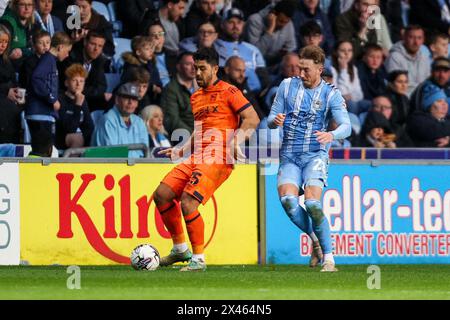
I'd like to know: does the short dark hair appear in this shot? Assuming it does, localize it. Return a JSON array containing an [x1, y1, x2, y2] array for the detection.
[[299, 20, 323, 37], [176, 51, 194, 64], [299, 45, 325, 65], [427, 32, 449, 46], [194, 47, 219, 66], [273, 0, 296, 19], [162, 0, 187, 6], [32, 29, 51, 45], [404, 24, 424, 35], [122, 66, 151, 84], [85, 31, 107, 42], [387, 70, 408, 83]]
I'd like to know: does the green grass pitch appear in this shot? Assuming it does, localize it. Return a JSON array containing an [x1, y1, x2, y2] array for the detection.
[[0, 265, 449, 300]]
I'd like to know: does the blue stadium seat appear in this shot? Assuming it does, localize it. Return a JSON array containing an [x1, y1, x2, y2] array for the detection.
[[21, 111, 31, 144], [113, 37, 131, 72], [92, 1, 111, 21], [105, 72, 121, 93], [108, 1, 117, 21], [90, 110, 105, 128]]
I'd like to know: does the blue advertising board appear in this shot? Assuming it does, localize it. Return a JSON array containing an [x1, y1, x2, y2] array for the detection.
[[264, 162, 450, 264]]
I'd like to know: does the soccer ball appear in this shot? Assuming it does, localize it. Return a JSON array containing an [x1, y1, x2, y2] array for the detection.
[[130, 244, 160, 271]]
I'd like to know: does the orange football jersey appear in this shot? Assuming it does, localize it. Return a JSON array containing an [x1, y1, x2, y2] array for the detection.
[[190, 80, 251, 163]]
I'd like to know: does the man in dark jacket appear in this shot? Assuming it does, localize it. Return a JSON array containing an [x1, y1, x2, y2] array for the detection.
[[68, 0, 115, 58], [63, 31, 112, 111], [184, 0, 221, 38], [160, 51, 196, 137]]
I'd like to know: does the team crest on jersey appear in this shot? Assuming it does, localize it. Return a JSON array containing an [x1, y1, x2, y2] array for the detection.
[[313, 99, 322, 110]]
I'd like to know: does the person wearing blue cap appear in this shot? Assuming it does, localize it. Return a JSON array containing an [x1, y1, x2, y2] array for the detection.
[[406, 85, 450, 147]]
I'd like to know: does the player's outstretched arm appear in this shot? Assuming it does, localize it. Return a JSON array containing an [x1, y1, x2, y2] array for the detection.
[[328, 91, 352, 140]]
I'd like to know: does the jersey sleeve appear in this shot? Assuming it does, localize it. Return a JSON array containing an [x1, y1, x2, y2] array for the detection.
[[227, 85, 252, 114], [328, 88, 352, 140]]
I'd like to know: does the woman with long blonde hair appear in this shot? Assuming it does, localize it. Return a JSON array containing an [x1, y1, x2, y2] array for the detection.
[[140, 105, 172, 149]]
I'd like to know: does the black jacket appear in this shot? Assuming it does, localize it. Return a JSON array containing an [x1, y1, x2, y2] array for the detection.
[[0, 55, 21, 143], [18, 54, 39, 90], [56, 93, 94, 150], [357, 62, 388, 100], [184, 4, 221, 38], [410, 0, 450, 34], [406, 111, 450, 147], [118, 0, 157, 38]]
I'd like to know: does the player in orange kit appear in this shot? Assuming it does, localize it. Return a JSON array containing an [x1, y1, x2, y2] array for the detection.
[[153, 47, 260, 271]]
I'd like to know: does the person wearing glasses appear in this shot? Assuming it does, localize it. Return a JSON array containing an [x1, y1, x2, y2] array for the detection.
[[179, 21, 218, 53], [0, 0, 35, 67], [148, 20, 174, 87]]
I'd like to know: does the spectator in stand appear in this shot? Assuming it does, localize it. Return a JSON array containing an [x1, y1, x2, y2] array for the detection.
[[298, 20, 332, 69], [331, 40, 366, 114], [385, 25, 431, 96], [334, 0, 392, 59], [64, 31, 112, 112], [386, 70, 411, 129], [370, 95, 412, 147], [34, 0, 64, 37], [91, 82, 149, 158], [148, 21, 176, 87], [0, 24, 22, 144], [410, 57, 450, 114], [160, 51, 196, 136], [140, 104, 172, 149], [409, 0, 450, 36], [0, 0, 35, 68], [68, 0, 115, 58], [118, 0, 157, 38], [407, 85, 450, 148], [244, 0, 297, 67], [152, 0, 187, 56], [50, 0, 71, 23], [56, 63, 94, 150], [25, 31, 72, 144], [179, 21, 218, 53], [19, 29, 50, 91], [184, 0, 221, 38], [215, 7, 268, 93], [121, 67, 153, 114], [222, 56, 265, 119], [357, 43, 387, 100], [424, 32, 449, 62], [121, 35, 163, 107], [359, 110, 397, 148], [293, 0, 334, 56]]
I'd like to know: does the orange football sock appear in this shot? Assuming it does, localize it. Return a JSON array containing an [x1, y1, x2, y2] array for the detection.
[[158, 201, 185, 245], [183, 210, 204, 254]]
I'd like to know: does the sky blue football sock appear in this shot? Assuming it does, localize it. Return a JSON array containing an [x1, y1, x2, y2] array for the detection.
[[305, 199, 332, 254], [280, 195, 313, 235]]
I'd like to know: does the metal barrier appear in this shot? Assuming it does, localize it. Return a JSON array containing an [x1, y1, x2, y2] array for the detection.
[[63, 144, 150, 158]]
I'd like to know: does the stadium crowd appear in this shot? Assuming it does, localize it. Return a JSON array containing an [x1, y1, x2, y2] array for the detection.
[[0, 0, 450, 157]]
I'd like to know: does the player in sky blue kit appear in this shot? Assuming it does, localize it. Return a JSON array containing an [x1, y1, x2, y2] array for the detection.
[[268, 45, 351, 272]]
